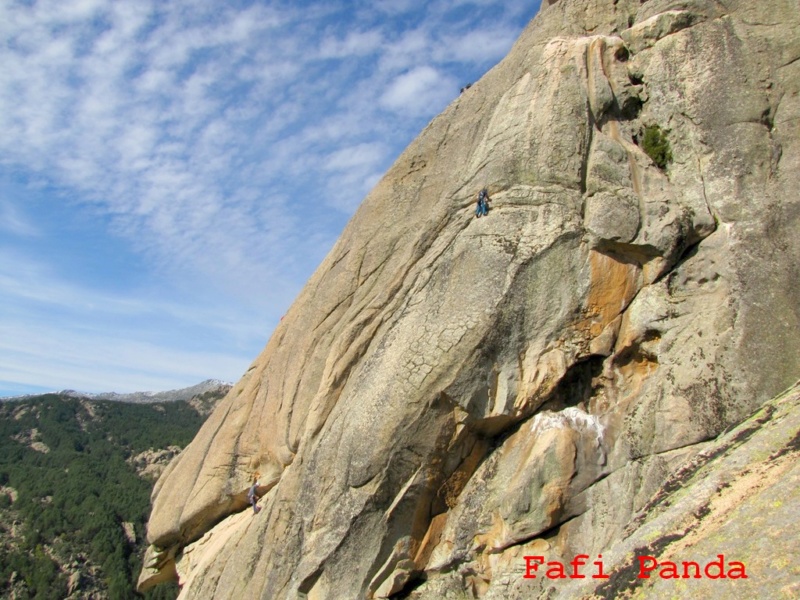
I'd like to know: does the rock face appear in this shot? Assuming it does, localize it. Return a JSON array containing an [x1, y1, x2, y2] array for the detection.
[[128, 446, 184, 481], [139, 0, 800, 597]]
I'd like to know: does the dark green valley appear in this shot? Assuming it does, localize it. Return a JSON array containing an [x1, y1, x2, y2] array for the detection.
[[0, 387, 226, 599]]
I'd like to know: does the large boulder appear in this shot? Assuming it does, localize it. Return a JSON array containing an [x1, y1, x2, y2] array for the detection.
[[139, 0, 800, 597]]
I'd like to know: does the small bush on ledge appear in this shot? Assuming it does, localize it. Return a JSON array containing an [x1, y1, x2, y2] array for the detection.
[[641, 124, 673, 170]]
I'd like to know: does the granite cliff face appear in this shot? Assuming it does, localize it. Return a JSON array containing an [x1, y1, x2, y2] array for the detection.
[[139, 0, 800, 598]]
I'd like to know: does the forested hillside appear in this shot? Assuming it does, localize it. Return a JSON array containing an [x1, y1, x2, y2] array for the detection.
[[0, 389, 226, 599]]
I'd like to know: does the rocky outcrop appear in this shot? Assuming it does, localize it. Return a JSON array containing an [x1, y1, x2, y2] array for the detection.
[[128, 446, 183, 481], [11, 428, 50, 454], [139, 0, 800, 597], [463, 380, 800, 600]]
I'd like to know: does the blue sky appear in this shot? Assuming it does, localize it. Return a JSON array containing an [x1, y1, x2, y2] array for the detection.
[[0, 0, 539, 397]]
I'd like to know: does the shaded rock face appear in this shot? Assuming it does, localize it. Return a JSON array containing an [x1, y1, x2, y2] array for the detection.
[[139, 0, 800, 598]]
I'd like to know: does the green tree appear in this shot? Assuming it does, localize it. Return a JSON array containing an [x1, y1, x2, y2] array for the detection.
[[641, 123, 672, 170], [0, 393, 209, 599]]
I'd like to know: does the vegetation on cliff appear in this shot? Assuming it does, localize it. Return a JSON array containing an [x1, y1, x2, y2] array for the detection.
[[640, 123, 672, 170]]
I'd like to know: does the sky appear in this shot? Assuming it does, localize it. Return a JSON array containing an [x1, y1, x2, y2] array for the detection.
[[0, 0, 540, 397]]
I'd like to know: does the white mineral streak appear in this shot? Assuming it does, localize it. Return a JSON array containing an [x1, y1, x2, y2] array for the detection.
[[529, 407, 604, 447]]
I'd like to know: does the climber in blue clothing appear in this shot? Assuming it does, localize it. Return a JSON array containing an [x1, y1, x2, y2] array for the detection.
[[247, 479, 261, 514], [475, 188, 490, 217]]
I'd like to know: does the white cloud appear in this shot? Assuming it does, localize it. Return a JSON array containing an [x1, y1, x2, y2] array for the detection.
[[380, 65, 457, 116], [435, 25, 524, 63], [318, 29, 384, 59], [0, 201, 40, 237], [0, 326, 248, 394], [370, 0, 419, 15], [320, 142, 390, 210], [0, 249, 265, 393], [377, 28, 433, 72], [324, 142, 388, 172], [0, 0, 538, 393]]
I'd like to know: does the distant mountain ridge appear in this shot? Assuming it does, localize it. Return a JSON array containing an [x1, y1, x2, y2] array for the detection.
[[2, 379, 232, 404]]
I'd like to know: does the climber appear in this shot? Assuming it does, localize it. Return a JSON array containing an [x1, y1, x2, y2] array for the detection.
[[247, 479, 261, 514], [475, 188, 490, 217]]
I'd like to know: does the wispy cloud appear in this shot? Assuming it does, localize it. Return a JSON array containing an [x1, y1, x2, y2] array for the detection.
[[380, 65, 458, 116], [0, 0, 538, 394], [0, 200, 40, 238], [0, 249, 262, 393]]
